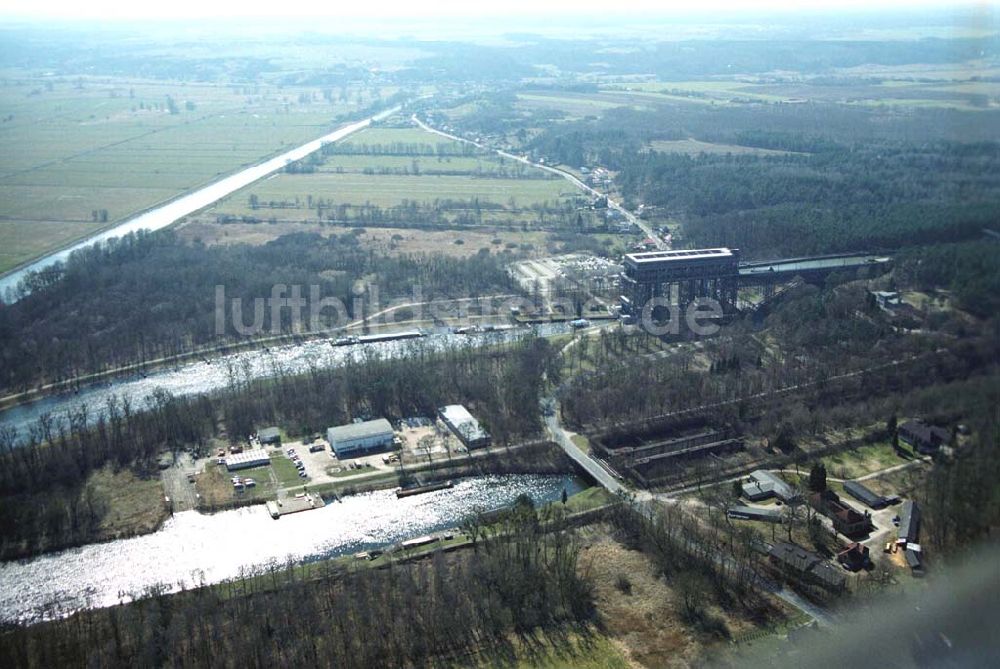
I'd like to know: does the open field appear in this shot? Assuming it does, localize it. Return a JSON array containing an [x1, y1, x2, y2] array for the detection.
[[84, 467, 168, 542], [0, 74, 377, 273], [178, 220, 555, 257], [217, 172, 573, 211], [820, 442, 911, 481], [648, 138, 800, 156], [577, 531, 795, 666], [605, 74, 998, 109], [516, 92, 644, 117], [196, 123, 596, 233]]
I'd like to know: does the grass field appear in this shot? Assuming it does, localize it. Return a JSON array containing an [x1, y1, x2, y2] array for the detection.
[[179, 220, 556, 258], [648, 138, 800, 156], [87, 467, 168, 540], [0, 75, 378, 273], [821, 442, 910, 480], [221, 172, 572, 212], [197, 123, 592, 236], [606, 75, 996, 109]]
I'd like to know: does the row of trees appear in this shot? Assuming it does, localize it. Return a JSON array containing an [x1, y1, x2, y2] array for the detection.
[[233, 196, 588, 230]]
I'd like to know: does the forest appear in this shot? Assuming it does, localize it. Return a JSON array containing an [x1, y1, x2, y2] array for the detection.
[[0, 230, 516, 394], [0, 336, 559, 559], [616, 142, 1000, 258], [517, 108, 1000, 259], [895, 241, 1000, 318], [560, 279, 999, 438]]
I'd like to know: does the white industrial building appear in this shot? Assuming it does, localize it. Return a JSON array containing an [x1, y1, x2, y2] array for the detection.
[[438, 404, 491, 449], [327, 418, 395, 458], [225, 449, 271, 471]]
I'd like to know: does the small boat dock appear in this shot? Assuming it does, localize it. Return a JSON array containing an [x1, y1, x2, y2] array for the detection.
[[266, 492, 326, 518], [395, 480, 454, 498]]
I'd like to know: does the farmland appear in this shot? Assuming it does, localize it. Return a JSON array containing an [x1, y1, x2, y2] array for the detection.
[[0, 74, 377, 273], [192, 121, 601, 235]]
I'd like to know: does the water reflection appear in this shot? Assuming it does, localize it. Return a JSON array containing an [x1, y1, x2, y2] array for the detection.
[[0, 474, 584, 624], [0, 323, 569, 443]]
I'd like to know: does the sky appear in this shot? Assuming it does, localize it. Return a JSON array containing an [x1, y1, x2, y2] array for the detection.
[[0, 0, 993, 22]]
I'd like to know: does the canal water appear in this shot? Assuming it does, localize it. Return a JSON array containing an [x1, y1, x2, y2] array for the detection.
[[0, 323, 570, 444], [0, 106, 401, 300], [0, 473, 585, 624]]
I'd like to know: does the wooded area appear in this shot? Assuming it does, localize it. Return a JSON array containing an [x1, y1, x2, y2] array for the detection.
[[0, 230, 515, 393]]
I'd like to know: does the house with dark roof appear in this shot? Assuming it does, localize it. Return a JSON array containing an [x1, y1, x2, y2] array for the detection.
[[810, 490, 871, 537], [898, 499, 921, 546], [727, 505, 784, 523], [768, 541, 846, 591], [899, 420, 950, 455], [905, 548, 924, 576], [843, 479, 887, 509], [837, 542, 870, 572]]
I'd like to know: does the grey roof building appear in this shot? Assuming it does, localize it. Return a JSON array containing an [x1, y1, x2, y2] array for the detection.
[[899, 420, 950, 454], [327, 418, 395, 458], [898, 499, 921, 545], [258, 427, 281, 445], [904, 548, 924, 574], [742, 470, 796, 502], [843, 479, 887, 509], [438, 405, 491, 449], [727, 505, 784, 523], [768, 541, 846, 591]]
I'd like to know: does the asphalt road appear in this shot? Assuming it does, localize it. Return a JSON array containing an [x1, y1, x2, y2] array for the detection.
[[412, 114, 664, 248], [544, 412, 625, 494]]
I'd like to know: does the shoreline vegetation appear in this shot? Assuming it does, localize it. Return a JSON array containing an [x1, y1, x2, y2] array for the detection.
[[0, 329, 566, 561], [0, 440, 584, 562]]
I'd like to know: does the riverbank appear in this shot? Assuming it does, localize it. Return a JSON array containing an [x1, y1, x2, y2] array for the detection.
[[0, 473, 585, 625], [0, 297, 544, 417], [194, 440, 575, 513], [0, 467, 169, 562], [0, 439, 578, 563]]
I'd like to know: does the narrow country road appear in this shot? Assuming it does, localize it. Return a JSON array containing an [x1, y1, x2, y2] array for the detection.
[[412, 114, 665, 248]]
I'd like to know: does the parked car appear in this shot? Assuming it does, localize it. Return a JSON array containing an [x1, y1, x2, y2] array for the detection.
[[244, 478, 256, 487], [298, 471, 308, 478]]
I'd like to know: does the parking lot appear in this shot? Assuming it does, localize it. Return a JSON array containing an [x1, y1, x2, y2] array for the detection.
[[209, 415, 477, 497]]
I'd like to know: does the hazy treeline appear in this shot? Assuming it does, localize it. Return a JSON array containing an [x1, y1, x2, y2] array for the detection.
[[324, 139, 478, 157], [0, 499, 593, 668], [0, 230, 515, 393]]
